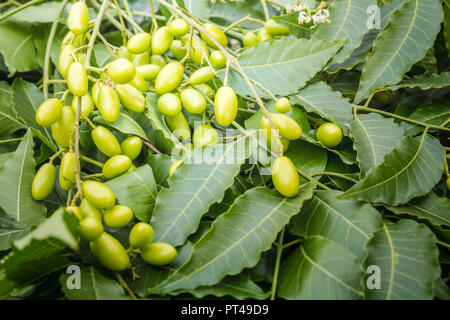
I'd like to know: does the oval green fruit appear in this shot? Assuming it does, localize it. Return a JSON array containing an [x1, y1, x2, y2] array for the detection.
[[127, 32, 152, 54], [106, 58, 136, 84], [374, 90, 393, 105], [67, 1, 89, 35], [51, 106, 76, 148], [150, 54, 166, 67], [117, 45, 132, 60], [97, 85, 120, 123], [155, 62, 184, 95], [67, 62, 88, 96], [275, 97, 291, 114], [31, 163, 56, 201], [90, 232, 130, 271], [209, 50, 226, 68], [158, 93, 182, 117], [115, 84, 146, 113], [58, 44, 74, 78], [136, 64, 161, 80], [169, 159, 183, 177], [214, 86, 238, 127], [82, 180, 116, 209], [60, 151, 79, 183], [80, 198, 102, 221], [91, 126, 121, 157], [67, 206, 83, 221], [141, 242, 177, 266], [257, 28, 273, 42], [201, 23, 228, 49], [261, 113, 302, 140], [102, 155, 132, 179], [59, 168, 74, 191], [79, 217, 104, 241], [181, 34, 209, 65], [129, 222, 154, 248], [180, 88, 207, 114], [196, 84, 215, 99], [169, 19, 189, 37], [272, 156, 299, 198], [193, 124, 219, 147], [189, 67, 215, 85], [92, 82, 102, 106], [103, 205, 133, 229], [242, 32, 258, 48], [36, 98, 63, 126], [131, 52, 151, 67], [264, 19, 290, 36], [316, 123, 343, 148], [72, 94, 94, 117], [128, 71, 148, 91], [165, 112, 191, 142], [152, 26, 173, 55], [120, 136, 142, 160], [170, 39, 187, 61]]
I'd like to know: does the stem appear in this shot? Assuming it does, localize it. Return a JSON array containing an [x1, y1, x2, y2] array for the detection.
[[97, 33, 119, 58], [150, 0, 158, 32], [88, 0, 123, 31], [0, 0, 44, 23], [260, 0, 270, 21], [80, 155, 104, 168], [122, 0, 138, 33], [270, 227, 285, 300], [43, 0, 69, 99], [282, 239, 302, 250], [363, 89, 386, 108], [49, 148, 66, 164], [223, 15, 265, 33], [436, 240, 450, 250], [112, 0, 128, 44], [142, 138, 163, 155], [0, 137, 23, 144], [116, 272, 138, 300], [311, 172, 358, 183]]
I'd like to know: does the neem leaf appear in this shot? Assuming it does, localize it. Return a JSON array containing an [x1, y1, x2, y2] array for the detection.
[[388, 72, 450, 91], [0, 81, 25, 138], [0, 212, 29, 251]]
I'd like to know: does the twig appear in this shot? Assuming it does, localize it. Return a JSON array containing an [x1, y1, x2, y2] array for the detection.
[[270, 227, 285, 300], [142, 138, 163, 155], [260, 0, 270, 21], [150, 0, 158, 32], [116, 272, 138, 300], [0, 0, 44, 23], [311, 172, 358, 183]]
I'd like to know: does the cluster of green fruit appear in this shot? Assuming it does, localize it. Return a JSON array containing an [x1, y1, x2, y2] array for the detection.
[[242, 19, 290, 48]]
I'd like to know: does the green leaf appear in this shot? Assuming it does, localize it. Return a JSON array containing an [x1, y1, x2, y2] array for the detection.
[[340, 134, 444, 206], [388, 72, 450, 91], [150, 185, 314, 295], [400, 99, 450, 136], [445, 5, 450, 57], [147, 153, 172, 188], [290, 81, 354, 134], [355, 0, 444, 103], [313, 0, 376, 66], [434, 276, 450, 300], [0, 21, 39, 75], [290, 191, 382, 260], [273, 13, 311, 37], [60, 266, 129, 300], [93, 43, 114, 68], [151, 135, 252, 246], [9, 1, 66, 23], [0, 212, 29, 251], [0, 130, 46, 226], [363, 220, 440, 300], [325, 153, 359, 190], [0, 81, 25, 138], [278, 236, 364, 300], [350, 113, 404, 175], [94, 111, 148, 140], [106, 165, 157, 222], [387, 192, 450, 228], [223, 38, 345, 98]]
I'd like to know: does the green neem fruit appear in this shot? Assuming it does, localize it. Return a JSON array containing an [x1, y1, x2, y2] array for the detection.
[[67, 62, 88, 96], [58, 44, 74, 78], [136, 64, 161, 80], [80, 198, 102, 221], [152, 26, 174, 54], [201, 23, 228, 49], [98, 85, 120, 123], [60, 151, 79, 183], [36, 98, 63, 126], [158, 93, 182, 117], [272, 156, 299, 198], [66, 206, 83, 221], [189, 66, 215, 85], [169, 159, 183, 177], [181, 34, 209, 65], [91, 126, 121, 157], [131, 53, 151, 67], [180, 88, 207, 114], [257, 28, 273, 42], [120, 136, 142, 160], [31, 163, 56, 201], [155, 62, 184, 95], [150, 55, 167, 68], [374, 90, 393, 105], [79, 217, 104, 241], [92, 82, 102, 106], [275, 97, 291, 114], [59, 168, 75, 191], [115, 84, 146, 113], [196, 84, 215, 99], [168, 19, 189, 37], [72, 94, 94, 117], [170, 40, 187, 60], [264, 19, 290, 36], [261, 113, 302, 140], [193, 124, 219, 147], [214, 86, 238, 127], [128, 71, 148, 91], [106, 58, 136, 84], [82, 180, 116, 209], [141, 242, 177, 266], [67, 1, 89, 35], [165, 112, 191, 142], [117, 45, 132, 60], [209, 50, 226, 68], [127, 32, 152, 54], [51, 106, 76, 148], [129, 222, 154, 248], [316, 123, 343, 148], [242, 32, 258, 48], [103, 155, 132, 179], [103, 205, 134, 229], [90, 232, 130, 271]]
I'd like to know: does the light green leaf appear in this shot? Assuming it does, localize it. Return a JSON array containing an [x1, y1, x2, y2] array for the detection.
[[106, 165, 157, 222], [290, 191, 382, 260], [9, 1, 66, 23], [290, 81, 354, 134], [401, 100, 450, 136], [340, 134, 444, 206], [94, 111, 148, 140], [273, 13, 311, 37], [363, 220, 440, 300], [94, 43, 114, 68], [278, 236, 364, 300], [355, 0, 444, 103], [151, 135, 252, 246], [60, 266, 129, 300], [0, 130, 46, 226], [0, 21, 39, 75], [0, 212, 29, 251], [387, 192, 450, 228], [350, 113, 404, 175], [223, 38, 345, 98], [149, 185, 314, 295], [0, 81, 25, 138], [388, 72, 450, 91], [313, 0, 376, 66]]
